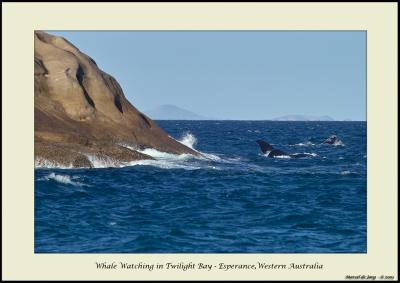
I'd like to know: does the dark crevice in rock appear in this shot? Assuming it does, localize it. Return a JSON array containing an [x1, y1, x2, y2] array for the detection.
[[34, 31, 47, 43], [139, 113, 151, 128], [34, 58, 48, 75], [88, 56, 98, 67], [100, 71, 125, 113], [114, 95, 123, 113], [76, 65, 95, 108]]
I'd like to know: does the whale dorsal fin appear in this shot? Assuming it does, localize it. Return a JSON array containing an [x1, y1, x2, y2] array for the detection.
[[256, 140, 274, 154]]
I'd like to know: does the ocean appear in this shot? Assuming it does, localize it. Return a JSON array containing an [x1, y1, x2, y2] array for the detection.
[[35, 121, 367, 253]]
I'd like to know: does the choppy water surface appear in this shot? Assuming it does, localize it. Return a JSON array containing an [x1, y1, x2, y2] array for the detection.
[[35, 121, 366, 253]]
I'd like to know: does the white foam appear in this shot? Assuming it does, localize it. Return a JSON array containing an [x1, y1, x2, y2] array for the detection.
[[274, 155, 291, 159], [341, 170, 351, 175], [39, 173, 87, 186], [247, 129, 261, 133], [263, 152, 316, 159], [333, 140, 345, 146], [199, 152, 222, 161], [293, 141, 315, 147], [119, 132, 226, 169], [137, 148, 193, 161], [302, 152, 318, 157], [133, 146, 221, 170], [127, 159, 202, 170], [116, 144, 202, 170]]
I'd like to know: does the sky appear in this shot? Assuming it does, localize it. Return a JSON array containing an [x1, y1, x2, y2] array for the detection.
[[50, 31, 366, 121]]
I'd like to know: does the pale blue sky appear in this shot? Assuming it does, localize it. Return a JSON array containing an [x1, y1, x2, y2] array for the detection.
[[49, 31, 366, 121]]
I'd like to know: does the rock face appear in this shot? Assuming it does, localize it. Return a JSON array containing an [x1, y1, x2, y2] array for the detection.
[[34, 31, 197, 168]]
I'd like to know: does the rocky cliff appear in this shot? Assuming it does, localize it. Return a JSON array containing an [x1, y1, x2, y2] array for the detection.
[[34, 31, 197, 168]]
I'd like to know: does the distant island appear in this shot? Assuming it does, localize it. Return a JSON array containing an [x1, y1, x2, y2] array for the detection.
[[144, 105, 210, 120], [272, 115, 335, 121]]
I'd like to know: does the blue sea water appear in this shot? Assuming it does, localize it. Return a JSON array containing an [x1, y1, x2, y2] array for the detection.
[[35, 121, 367, 253]]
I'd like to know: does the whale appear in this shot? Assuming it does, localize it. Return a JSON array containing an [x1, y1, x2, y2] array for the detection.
[[256, 140, 310, 158], [323, 135, 343, 145]]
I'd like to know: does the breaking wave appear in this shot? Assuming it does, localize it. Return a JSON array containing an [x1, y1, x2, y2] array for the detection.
[[126, 159, 206, 170], [178, 132, 197, 149], [128, 133, 223, 170]]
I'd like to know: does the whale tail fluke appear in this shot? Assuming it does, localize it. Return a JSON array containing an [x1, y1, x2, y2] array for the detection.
[[256, 140, 274, 154]]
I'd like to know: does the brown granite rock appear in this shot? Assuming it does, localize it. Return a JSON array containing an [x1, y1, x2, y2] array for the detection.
[[34, 31, 198, 168]]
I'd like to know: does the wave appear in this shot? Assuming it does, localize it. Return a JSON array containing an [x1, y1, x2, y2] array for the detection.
[[126, 159, 205, 170], [38, 173, 87, 186], [132, 133, 225, 169], [137, 148, 193, 161]]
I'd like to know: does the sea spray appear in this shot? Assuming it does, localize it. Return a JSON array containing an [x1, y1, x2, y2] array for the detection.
[[39, 173, 86, 186], [178, 132, 197, 149]]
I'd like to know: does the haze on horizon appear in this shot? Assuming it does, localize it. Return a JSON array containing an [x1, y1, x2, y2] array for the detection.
[[49, 31, 366, 121]]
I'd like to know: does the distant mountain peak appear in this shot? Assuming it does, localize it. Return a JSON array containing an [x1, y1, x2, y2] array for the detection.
[[144, 105, 209, 120]]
